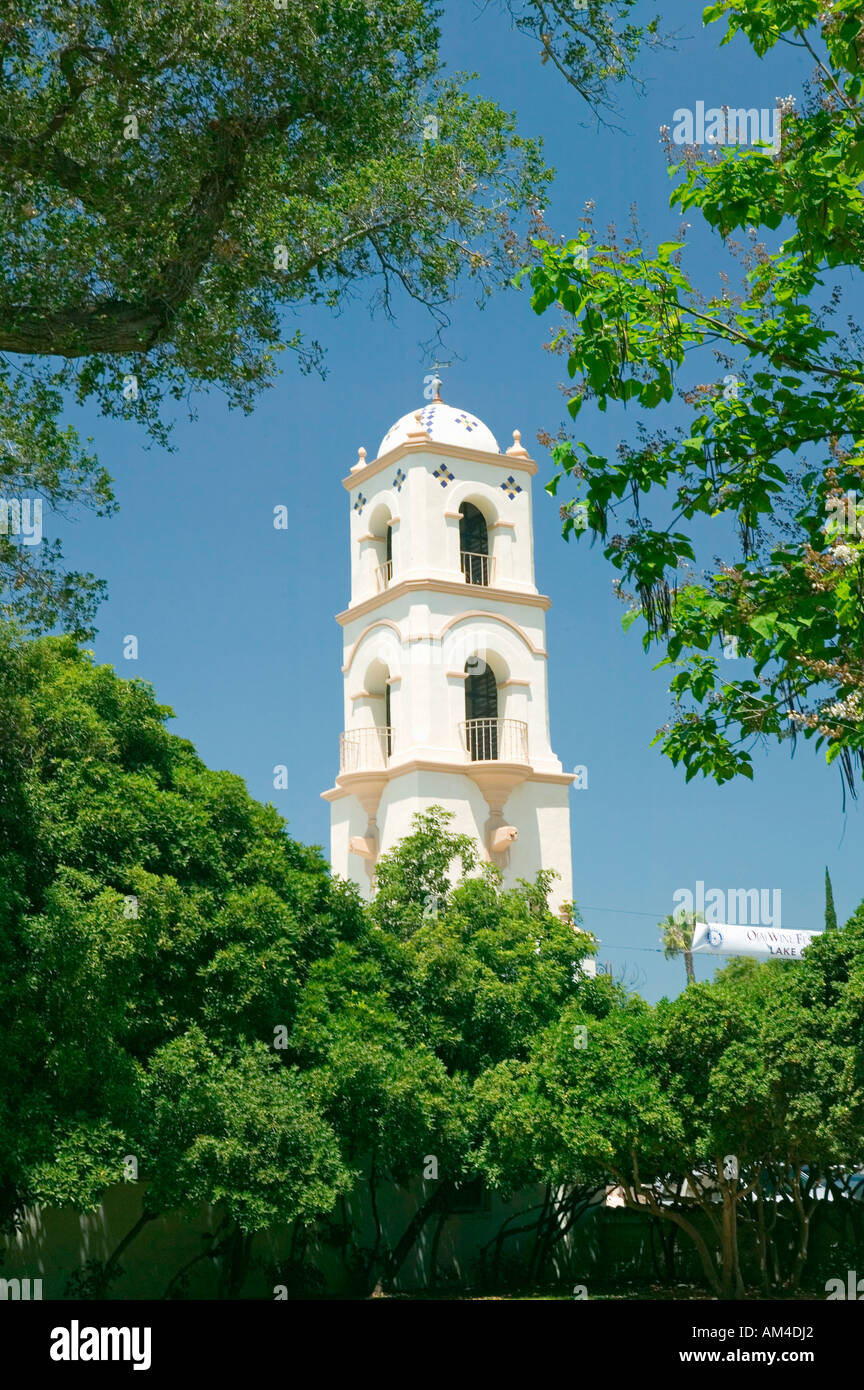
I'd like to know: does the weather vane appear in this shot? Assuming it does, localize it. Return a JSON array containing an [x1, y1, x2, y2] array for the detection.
[[424, 360, 451, 402]]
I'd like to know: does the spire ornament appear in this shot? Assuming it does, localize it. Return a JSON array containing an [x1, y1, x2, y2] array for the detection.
[[406, 410, 430, 442], [506, 429, 530, 458]]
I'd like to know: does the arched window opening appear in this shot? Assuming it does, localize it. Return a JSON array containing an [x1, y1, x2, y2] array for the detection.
[[460, 503, 492, 586], [340, 658, 393, 773], [464, 656, 498, 759], [368, 504, 393, 591]]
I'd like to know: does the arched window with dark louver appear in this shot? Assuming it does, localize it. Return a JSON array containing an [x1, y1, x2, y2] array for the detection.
[[460, 503, 490, 585], [464, 657, 498, 759]]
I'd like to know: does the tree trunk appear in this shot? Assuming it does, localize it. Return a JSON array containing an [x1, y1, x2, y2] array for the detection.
[[611, 1165, 722, 1298], [651, 1217, 678, 1283], [368, 1158, 384, 1268], [719, 1182, 745, 1299], [655, 1206, 721, 1297], [371, 1180, 454, 1295], [428, 1209, 448, 1290], [161, 1218, 230, 1300], [755, 1183, 770, 1295], [101, 1210, 157, 1294], [527, 1185, 552, 1285], [789, 1167, 816, 1292], [217, 1221, 253, 1299]]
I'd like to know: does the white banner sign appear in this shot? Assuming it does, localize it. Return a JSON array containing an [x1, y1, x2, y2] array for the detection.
[[690, 921, 822, 960]]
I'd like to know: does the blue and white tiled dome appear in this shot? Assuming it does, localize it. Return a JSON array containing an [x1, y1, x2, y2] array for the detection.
[[378, 402, 499, 457]]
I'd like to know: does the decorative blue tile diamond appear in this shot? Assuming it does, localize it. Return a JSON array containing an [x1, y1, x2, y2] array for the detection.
[[501, 475, 522, 500], [453, 411, 480, 433], [353, 492, 367, 515], [393, 468, 406, 493], [432, 462, 454, 488]]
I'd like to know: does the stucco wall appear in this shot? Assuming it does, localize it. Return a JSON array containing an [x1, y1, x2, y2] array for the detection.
[[0, 1177, 595, 1300]]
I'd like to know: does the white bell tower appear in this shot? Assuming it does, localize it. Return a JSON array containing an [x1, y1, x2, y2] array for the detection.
[[321, 381, 575, 911]]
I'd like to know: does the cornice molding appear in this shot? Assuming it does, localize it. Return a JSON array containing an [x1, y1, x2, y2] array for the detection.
[[338, 577, 550, 626], [321, 761, 575, 801], [342, 439, 538, 491]]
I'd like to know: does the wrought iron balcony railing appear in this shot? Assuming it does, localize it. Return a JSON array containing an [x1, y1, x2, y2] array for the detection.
[[339, 726, 393, 774], [375, 560, 393, 591], [460, 550, 495, 587], [459, 717, 528, 763]]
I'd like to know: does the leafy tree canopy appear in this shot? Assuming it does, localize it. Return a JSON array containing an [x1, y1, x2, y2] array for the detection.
[[522, 0, 864, 793], [0, 631, 598, 1294], [0, 620, 360, 1234], [497, 0, 664, 115], [4, 622, 864, 1299], [0, 0, 556, 636]]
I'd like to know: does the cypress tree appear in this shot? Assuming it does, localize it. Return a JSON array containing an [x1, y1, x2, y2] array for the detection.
[[825, 867, 838, 931]]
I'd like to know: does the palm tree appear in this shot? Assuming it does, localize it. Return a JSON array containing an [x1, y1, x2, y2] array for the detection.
[[659, 909, 701, 987]]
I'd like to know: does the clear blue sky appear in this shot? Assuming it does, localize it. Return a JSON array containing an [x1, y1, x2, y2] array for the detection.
[[55, 1, 858, 1000]]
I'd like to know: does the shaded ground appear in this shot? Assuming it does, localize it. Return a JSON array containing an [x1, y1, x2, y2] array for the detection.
[[372, 1285, 827, 1301]]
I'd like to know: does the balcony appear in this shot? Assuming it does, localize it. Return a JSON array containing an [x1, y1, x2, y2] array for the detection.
[[339, 725, 393, 775], [375, 560, 393, 592], [461, 550, 495, 587], [459, 717, 528, 763]]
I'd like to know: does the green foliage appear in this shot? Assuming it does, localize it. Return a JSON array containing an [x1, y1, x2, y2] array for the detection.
[[5, 622, 863, 1296], [0, 622, 357, 1233], [496, 1, 664, 114], [140, 1030, 350, 1228], [0, 0, 554, 634], [294, 806, 597, 1197], [825, 865, 838, 931], [475, 925, 864, 1294], [0, 627, 599, 1277], [522, 1, 864, 791], [0, 376, 113, 639], [476, 995, 673, 1193], [370, 806, 477, 936]]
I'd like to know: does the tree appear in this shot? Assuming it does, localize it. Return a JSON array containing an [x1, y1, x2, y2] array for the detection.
[[291, 807, 599, 1292], [0, 647, 603, 1295], [659, 908, 698, 987], [825, 865, 838, 931], [495, 1, 665, 116], [521, 1, 864, 793], [4, 630, 862, 1299], [481, 927, 864, 1299], [0, 384, 113, 639], [0, 619, 360, 1283], [0, 0, 554, 635], [655, 963, 856, 1297]]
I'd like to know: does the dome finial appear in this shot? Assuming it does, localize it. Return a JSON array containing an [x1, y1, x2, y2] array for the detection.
[[427, 359, 451, 403], [351, 445, 367, 473], [507, 429, 530, 458]]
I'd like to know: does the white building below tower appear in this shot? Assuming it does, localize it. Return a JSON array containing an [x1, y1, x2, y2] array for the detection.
[[321, 387, 575, 912]]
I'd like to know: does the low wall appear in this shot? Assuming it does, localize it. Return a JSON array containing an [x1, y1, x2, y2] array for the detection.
[[1, 1178, 599, 1299], [2, 1180, 860, 1298]]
